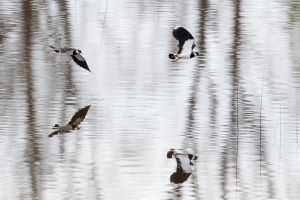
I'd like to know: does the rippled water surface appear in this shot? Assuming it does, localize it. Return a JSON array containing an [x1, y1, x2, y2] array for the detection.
[[1, 0, 300, 199]]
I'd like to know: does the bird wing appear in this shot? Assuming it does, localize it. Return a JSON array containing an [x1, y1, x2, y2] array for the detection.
[[60, 47, 76, 53], [176, 156, 192, 174], [172, 27, 195, 55], [48, 106, 91, 137], [177, 40, 185, 54], [172, 26, 194, 41], [70, 54, 91, 72], [50, 46, 75, 53], [68, 105, 91, 128]]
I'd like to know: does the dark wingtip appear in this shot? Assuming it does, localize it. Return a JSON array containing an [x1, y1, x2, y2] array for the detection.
[[70, 55, 91, 72], [84, 67, 91, 72]]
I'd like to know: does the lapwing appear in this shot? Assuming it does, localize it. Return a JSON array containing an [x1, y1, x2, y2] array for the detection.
[[50, 46, 91, 72], [167, 149, 198, 184], [49, 105, 91, 137], [169, 26, 199, 62]]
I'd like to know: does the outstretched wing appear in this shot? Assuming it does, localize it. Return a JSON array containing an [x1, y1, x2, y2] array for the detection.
[[172, 26, 195, 55], [60, 47, 75, 53], [177, 40, 185, 55], [176, 156, 192, 173], [70, 54, 91, 72], [68, 105, 91, 128], [50, 46, 75, 53]]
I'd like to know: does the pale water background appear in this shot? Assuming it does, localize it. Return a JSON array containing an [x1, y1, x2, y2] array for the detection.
[[1, 0, 300, 199]]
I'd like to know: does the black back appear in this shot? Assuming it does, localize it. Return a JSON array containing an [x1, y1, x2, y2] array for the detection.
[[172, 26, 194, 41], [172, 26, 194, 54]]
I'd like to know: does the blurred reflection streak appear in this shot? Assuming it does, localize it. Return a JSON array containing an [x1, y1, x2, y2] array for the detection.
[[184, 0, 208, 143], [55, 0, 72, 42], [0, 22, 3, 45], [49, 105, 91, 137], [263, 145, 276, 199], [229, 81, 277, 196], [219, 0, 242, 199], [51, 0, 78, 109], [174, 185, 183, 200], [289, 1, 300, 72], [22, 0, 41, 199], [226, 1, 276, 198], [181, 1, 207, 199], [89, 161, 102, 199], [167, 149, 198, 184]]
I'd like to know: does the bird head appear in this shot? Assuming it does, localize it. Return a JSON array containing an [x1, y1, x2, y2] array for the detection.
[[169, 53, 176, 59], [169, 53, 179, 61]]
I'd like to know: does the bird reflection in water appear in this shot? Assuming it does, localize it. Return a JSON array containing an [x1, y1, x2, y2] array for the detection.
[[167, 149, 198, 184], [49, 105, 91, 137]]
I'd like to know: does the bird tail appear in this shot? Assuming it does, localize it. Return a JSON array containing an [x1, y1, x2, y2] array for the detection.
[[50, 45, 60, 53], [188, 154, 198, 160], [190, 41, 198, 58], [190, 52, 200, 58]]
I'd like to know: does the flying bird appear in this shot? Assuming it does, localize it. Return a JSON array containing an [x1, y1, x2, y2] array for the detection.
[[169, 26, 200, 62], [167, 149, 198, 184], [49, 105, 91, 137], [50, 46, 91, 72]]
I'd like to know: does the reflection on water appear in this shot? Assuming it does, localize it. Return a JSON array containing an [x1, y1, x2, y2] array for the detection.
[[1, 0, 300, 199], [167, 149, 197, 184], [49, 105, 91, 137]]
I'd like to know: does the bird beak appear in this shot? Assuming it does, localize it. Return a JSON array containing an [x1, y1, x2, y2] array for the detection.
[[169, 53, 179, 61], [172, 55, 179, 62]]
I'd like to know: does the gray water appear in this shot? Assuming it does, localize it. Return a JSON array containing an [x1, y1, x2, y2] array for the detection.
[[1, 0, 300, 199]]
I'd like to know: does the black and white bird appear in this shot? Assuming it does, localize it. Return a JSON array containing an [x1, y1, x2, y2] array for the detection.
[[50, 46, 91, 72], [167, 149, 198, 184], [169, 26, 199, 62], [49, 105, 91, 137]]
